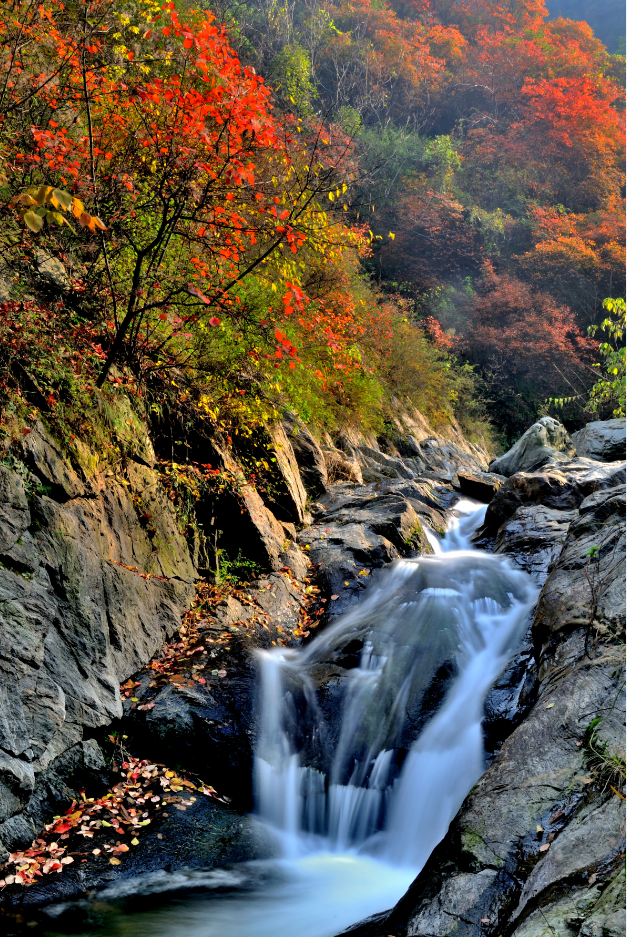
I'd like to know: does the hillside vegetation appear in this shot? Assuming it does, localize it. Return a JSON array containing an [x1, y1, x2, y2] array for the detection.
[[0, 0, 624, 454]]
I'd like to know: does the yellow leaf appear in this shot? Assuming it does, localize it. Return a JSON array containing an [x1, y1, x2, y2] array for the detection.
[[72, 198, 85, 219], [165, 770, 175, 778], [536, 825, 544, 833], [388, 232, 395, 240], [131, 838, 139, 846], [23, 210, 44, 233], [109, 857, 121, 865], [52, 188, 73, 211], [34, 185, 54, 207], [328, 192, 334, 201]]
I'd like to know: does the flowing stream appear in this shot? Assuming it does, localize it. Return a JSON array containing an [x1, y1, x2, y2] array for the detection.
[[46, 499, 537, 937]]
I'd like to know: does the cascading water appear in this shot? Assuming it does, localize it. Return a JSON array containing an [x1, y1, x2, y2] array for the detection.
[[255, 499, 538, 870], [55, 500, 539, 937]]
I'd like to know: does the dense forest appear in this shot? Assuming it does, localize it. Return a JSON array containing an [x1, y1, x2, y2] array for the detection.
[[0, 0, 624, 452]]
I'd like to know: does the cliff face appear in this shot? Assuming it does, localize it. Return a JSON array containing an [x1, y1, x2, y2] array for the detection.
[[0, 406, 489, 867], [0, 422, 195, 859]]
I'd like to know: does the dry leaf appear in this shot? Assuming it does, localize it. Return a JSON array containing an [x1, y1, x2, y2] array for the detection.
[[109, 857, 121, 865], [539, 843, 550, 852]]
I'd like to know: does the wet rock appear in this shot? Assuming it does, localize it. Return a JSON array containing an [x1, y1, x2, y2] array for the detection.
[[493, 505, 577, 586], [458, 471, 507, 503], [298, 483, 434, 619], [571, 418, 626, 463], [490, 417, 575, 477], [0, 796, 276, 917]]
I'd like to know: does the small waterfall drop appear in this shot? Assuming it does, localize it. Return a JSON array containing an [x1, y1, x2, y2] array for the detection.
[[255, 498, 537, 869]]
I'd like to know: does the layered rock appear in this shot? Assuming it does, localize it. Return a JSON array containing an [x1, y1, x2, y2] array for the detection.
[[0, 425, 196, 859]]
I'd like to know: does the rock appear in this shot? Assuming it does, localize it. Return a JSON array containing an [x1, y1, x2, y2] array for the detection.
[[284, 419, 328, 498], [458, 471, 507, 503], [19, 421, 86, 501], [115, 571, 308, 808], [480, 458, 626, 536], [34, 249, 70, 292], [493, 505, 577, 586], [266, 422, 308, 523], [490, 417, 576, 477], [0, 795, 276, 915], [298, 482, 434, 620], [323, 448, 363, 485], [571, 418, 626, 463], [0, 431, 196, 857], [358, 445, 416, 480]]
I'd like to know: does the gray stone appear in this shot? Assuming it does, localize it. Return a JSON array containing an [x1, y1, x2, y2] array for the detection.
[[458, 470, 507, 503], [571, 418, 626, 463], [494, 505, 576, 586], [34, 249, 70, 291], [267, 422, 308, 523], [490, 417, 576, 477], [0, 426, 196, 857]]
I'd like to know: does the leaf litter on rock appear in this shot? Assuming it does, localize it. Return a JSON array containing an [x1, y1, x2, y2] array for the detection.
[[0, 756, 224, 889]]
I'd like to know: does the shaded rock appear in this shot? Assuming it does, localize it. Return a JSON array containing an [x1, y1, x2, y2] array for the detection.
[[266, 422, 308, 524], [490, 417, 575, 477], [480, 458, 626, 536], [19, 422, 86, 501], [458, 471, 507, 503], [0, 795, 276, 916], [0, 433, 195, 858], [284, 419, 328, 498], [571, 418, 626, 463], [115, 571, 308, 808]]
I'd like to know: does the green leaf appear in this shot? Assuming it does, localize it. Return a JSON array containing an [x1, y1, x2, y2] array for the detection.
[[23, 210, 44, 233]]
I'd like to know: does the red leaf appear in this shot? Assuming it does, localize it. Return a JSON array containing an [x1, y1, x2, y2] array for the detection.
[[209, 317, 221, 326]]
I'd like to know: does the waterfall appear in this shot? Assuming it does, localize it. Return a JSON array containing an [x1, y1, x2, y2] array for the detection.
[[255, 499, 538, 868]]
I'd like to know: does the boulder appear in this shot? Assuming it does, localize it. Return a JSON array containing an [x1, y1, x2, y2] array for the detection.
[[458, 470, 507, 503], [266, 422, 308, 523], [571, 418, 626, 463], [34, 249, 70, 292], [490, 417, 575, 477]]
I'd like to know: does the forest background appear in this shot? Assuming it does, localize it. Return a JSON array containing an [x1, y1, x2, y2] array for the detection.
[[0, 0, 625, 464]]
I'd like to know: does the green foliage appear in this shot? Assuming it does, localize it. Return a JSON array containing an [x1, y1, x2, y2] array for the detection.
[[268, 43, 317, 115], [587, 298, 626, 417]]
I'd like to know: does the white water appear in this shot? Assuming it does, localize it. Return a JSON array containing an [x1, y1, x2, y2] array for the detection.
[[48, 499, 538, 937], [255, 498, 538, 872]]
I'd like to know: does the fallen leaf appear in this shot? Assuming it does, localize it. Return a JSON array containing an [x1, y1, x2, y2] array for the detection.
[[539, 844, 550, 852], [109, 857, 121, 865], [330, 595, 339, 600], [545, 703, 555, 709], [588, 873, 597, 886], [217, 670, 227, 678], [536, 825, 544, 833], [481, 919, 490, 924], [131, 838, 139, 846], [92, 849, 101, 856]]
